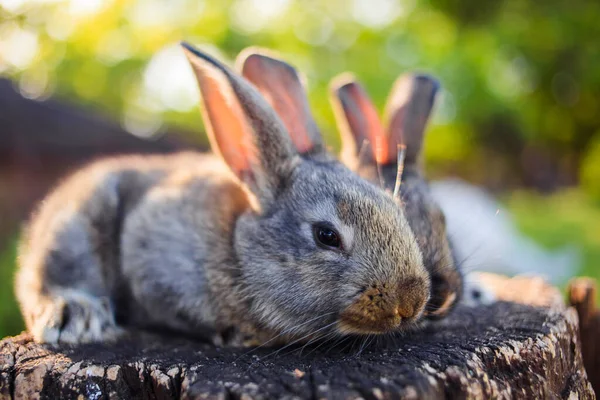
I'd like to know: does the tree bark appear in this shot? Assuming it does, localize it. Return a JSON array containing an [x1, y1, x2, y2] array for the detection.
[[0, 275, 595, 400], [569, 277, 600, 395]]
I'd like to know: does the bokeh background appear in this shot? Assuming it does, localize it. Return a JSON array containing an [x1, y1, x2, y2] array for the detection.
[[0, 0, 599, 338]]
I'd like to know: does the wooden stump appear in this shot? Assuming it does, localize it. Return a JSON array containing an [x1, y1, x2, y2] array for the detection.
[[0, 276, 595, 400], [569, 277, 600, 395]]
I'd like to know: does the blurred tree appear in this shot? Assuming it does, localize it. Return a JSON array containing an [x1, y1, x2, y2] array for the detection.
[[0, 0, 598, 192]]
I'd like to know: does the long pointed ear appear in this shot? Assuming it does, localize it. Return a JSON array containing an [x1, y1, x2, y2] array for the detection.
[[236, 48, 324, 156], [181, 42, 296, 203], [384, 73, 439, 167], [329, 74, 388, 167]]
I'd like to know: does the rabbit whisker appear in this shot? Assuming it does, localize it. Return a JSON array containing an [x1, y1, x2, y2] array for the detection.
[[235, 311, 336, 362], [304, 331, 339, 357], [355, 334, 375, 357], [277, 329, 339, 359], [251, 320, 339, 365]]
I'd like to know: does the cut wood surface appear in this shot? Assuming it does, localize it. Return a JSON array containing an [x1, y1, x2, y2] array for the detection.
[[0, 275, 595, 400]]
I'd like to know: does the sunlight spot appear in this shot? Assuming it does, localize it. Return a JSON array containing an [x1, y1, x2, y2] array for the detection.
[[293, 10, 334, 46], [18, 64, 52, 100], [0, 0, 61, 11], [46, 8, 77, 41], [352, 0, 410, 29], [230, 0, 290, 34], [0, 0, 28, 13], [142, 43, 201, 112], [0, 23, 39, 70], [128, 0, 206, 29], [96, 28, 135, 65], [68, 0, 107, 17], [123, 106, 164, 138]]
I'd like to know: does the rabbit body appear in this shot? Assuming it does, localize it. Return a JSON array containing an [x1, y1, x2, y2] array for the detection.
[[17, 151, 429, 346], [17, 153, 249, 344], [16, 45, 431, 346]]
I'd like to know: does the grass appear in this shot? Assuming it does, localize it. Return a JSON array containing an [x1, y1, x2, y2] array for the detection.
[[505, 189, 600, 299], [0, 188, 598, 339]]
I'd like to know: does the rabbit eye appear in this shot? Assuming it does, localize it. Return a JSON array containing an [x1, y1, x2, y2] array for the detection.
[[313, 224, 341, 249]]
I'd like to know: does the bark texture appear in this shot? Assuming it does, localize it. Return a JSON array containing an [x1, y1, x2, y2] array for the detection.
[[569, 277, 600, 395], [0, 281, 595, 400]]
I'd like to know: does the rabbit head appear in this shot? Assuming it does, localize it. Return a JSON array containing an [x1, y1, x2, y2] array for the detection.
[[183, 43, 430, 340], [329, 73, 462, 319]]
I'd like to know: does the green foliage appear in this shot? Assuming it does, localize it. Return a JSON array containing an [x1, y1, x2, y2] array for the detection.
[[0, 0, 598, 183], [0, 239, 24, 338], [507, 189, 600, 301], [580, 133, 600, 200]]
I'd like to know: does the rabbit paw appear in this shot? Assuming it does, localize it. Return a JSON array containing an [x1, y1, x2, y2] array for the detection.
[[32, 291, 122, 344]]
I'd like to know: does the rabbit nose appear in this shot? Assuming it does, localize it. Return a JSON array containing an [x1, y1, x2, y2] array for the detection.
[[394, 302, 415, 320], [394, 277, 428, 319], [337, 278, 428, 334]]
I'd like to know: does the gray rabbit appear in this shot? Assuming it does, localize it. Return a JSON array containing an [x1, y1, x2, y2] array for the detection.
[[238, 49, 466, 317], [15, 43, 431, 347], [328, 73, 465, 317], [235, 50, 466, 318]]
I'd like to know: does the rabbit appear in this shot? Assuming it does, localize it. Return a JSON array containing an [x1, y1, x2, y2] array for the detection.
[[328, 73, 496, 314], [236, 48, 490, 315], [429, 178, 581, 285], [15, 42, 431, 347]]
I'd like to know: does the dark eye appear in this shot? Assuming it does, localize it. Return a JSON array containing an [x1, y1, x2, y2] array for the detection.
[[313, 225, 341, 249]]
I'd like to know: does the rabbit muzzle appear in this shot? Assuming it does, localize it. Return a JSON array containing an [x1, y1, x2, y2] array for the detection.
[[336, 277, 428, 334]]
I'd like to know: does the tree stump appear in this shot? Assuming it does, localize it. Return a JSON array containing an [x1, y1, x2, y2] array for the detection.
[[0, 275, 594, 400], [568, 277, 600, 395]]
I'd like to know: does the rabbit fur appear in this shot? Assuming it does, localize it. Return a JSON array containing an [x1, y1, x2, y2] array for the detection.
[[328, 72, 495, 313], [15, 43, 431, 347]]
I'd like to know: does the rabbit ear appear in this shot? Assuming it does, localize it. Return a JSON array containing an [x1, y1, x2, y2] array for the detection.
[[329, 74, 389, 166], [384, 73, 439, 167], [236, 48, 324, 155], [182, 42, 297, 203]]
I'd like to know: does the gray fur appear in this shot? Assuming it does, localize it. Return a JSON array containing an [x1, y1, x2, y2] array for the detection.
[[15, 45, 429, 346], [238, 51, 460, 319], [330, 75, 463, 319]]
